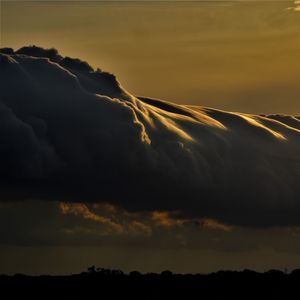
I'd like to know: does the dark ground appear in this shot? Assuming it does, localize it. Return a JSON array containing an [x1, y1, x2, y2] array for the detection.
[[0, 268, 299, 299]]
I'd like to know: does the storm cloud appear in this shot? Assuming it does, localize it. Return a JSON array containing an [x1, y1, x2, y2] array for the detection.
[[0, 46, 300, 227]]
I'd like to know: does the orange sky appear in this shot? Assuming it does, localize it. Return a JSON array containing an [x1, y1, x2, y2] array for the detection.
[[2, 1, 300, 114]]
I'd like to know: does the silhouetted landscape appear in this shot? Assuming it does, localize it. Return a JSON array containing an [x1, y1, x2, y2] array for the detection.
[[1, 268, 300, 299]]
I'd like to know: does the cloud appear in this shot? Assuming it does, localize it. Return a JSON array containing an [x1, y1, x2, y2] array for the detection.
[[151, 211, 187, 228], [2, 200, 300, 258], [59, 203, 125, 234], [287, 1, 300, 11], [0, 46, 300, 228], [295, 1, 300, 11]]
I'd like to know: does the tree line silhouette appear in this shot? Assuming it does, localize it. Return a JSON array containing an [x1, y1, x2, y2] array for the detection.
[[0, 267, 299, 299]]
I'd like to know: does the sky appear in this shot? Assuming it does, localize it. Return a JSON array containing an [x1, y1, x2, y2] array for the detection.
[[1, 1, 300, 114], [0, 1, 300, 275]]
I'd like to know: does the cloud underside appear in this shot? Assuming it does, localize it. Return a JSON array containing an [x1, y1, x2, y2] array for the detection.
[[0, 46, 300, 228]]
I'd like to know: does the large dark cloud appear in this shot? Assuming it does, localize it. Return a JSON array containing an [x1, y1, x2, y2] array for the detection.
[[0, 46, 300, 227]]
